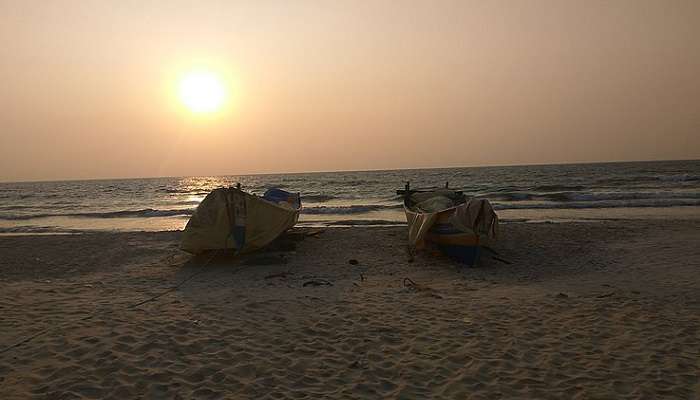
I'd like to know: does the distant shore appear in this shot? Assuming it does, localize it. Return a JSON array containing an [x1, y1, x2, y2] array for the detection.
[[1, 219, 699, 398]]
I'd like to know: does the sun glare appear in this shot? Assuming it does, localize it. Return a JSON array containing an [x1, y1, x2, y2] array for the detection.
[[178, 71, 227, 114]]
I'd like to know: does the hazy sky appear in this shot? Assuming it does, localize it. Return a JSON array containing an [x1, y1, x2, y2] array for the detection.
[[1, 0, 699, 181]]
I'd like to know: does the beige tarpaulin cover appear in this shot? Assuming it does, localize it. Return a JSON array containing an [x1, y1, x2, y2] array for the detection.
[[180, 188, 300, 255], [405, 194, 498, 248]]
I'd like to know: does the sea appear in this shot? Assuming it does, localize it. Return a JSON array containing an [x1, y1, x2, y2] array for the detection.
[[1, 160, 698, 234]]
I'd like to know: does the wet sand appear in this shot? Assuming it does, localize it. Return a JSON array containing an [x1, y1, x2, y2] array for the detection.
[[1, 220, 699, 399]]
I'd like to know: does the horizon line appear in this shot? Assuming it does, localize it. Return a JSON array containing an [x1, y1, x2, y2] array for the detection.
[[2, 157, 698, 184]]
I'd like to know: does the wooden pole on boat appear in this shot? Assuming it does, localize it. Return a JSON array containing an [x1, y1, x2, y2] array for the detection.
[[397, 182, 410, 196]]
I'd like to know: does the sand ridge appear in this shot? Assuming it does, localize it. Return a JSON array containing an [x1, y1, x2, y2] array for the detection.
[[1, 220, 699, 399]]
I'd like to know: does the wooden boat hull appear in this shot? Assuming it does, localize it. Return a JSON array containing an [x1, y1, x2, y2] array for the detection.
[[408, 208, 482, 265], [180, 187, 301, 255], [400, 186, 497, 266], [426, 222, 481, 265]]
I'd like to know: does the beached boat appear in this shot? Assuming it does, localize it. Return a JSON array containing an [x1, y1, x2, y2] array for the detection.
[[398, 183, 498, 265], [180, 186, 301, 255]]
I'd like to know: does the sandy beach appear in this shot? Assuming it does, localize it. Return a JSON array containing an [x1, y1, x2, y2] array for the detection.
[[1, 219, 698, 399], [3, 0, 699, 397]]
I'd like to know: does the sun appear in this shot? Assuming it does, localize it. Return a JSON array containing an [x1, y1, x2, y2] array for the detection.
[[178, 70, 227, 114]]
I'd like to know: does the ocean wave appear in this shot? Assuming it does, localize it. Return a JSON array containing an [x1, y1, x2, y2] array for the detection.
[[486, 192, 534, 201], [493, 198, 700, 210], [163, 188, 211, 195], [558, 191, 700, 201], [0, 204, 38, 211], [301, 194, 337, 203], [0, 208, 195, 221], [172, 200, 203, 206], [301, 204, 402, 215], [0, 226, 81, 234], [658, 174, 700, 182], [485, 190, 700, 202], [315, 179, 383, 186], [530, 184, 587, 192], [593, 175, 657, 185], [595, 173, 700, 185]]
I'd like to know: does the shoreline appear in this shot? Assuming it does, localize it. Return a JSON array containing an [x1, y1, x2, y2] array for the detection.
[[1, 219, 698, 398], [2, 204, 700, 236]]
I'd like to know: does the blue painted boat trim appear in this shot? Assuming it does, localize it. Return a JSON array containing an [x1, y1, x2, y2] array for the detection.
[[232, 226, 246, 250]]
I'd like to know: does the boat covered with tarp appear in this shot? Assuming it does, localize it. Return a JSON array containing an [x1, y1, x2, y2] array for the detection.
[[398, 183, 498, 265], [180, 186, 301, 255]]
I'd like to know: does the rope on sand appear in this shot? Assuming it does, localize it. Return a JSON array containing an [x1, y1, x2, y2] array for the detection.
[[482, 246, 513, 264], [0, 250, 221, 355], [127, 250, 219, 309]]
